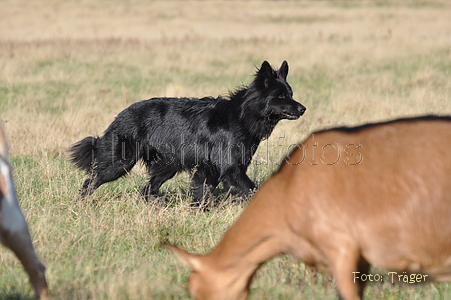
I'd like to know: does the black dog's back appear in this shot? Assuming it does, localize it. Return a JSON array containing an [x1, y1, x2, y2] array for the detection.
[[70, 61, 306, 206]]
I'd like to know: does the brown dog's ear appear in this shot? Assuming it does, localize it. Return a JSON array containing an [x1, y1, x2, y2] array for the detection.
[[257, 61, 274, 88], [278, 61, 289, 80], [165, 244, 204, 272]]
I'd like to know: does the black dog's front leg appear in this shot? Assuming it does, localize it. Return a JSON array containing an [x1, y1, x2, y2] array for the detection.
[[220, 166, 257, 202], [190, 167, 220, 208]]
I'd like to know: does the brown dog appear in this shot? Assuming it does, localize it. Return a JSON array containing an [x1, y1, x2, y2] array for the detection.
[[168, 115, 451, 300]]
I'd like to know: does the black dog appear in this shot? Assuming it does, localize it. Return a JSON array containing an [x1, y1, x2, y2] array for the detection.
[[69, 61, 306, 206]]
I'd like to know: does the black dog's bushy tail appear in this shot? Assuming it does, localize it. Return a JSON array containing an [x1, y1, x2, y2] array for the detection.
[[69, 136, 99, 172]]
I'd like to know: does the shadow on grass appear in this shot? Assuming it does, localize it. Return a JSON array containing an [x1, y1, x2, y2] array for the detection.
[[0, 295, 35, 300]]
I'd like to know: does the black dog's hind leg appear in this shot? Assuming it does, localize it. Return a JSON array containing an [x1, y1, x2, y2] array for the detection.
[[79, 178, 98, 198], [78, 134, 140, 199], [190, 167, 220, 208], [220, 166, 257, 203], [79, 159, 137, 199]]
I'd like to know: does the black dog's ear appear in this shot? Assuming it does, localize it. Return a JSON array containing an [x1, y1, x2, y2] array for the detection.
[[258, 61, 274, 88], [278, 61, 289, 80]]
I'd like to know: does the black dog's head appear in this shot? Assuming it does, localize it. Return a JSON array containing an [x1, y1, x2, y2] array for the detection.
[[253, 60, 306, 122]]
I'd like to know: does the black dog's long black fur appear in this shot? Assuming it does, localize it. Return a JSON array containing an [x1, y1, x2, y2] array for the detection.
[[69, 61, 306, 206]]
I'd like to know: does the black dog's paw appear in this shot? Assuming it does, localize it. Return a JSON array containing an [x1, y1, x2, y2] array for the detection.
[[142, 194, 166, 207]]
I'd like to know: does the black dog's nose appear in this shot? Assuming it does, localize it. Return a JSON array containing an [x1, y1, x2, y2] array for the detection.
[[298, 104, 306, 116]]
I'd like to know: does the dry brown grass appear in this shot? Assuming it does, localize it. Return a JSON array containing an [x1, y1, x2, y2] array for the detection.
[[1, 0, 451, 156]]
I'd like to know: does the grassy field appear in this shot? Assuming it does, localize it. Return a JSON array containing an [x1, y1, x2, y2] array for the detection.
[[1, 0, 451, 299]]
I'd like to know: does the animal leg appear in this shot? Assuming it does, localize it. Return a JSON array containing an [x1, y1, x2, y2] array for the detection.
[[329, 245, 364, 300], [221, 166, 256, 202], [79, 177, 98, 198], [78, 160, 136, 199], [78, 134, 141, 198], [2, 227, 49, 300], [190, 168, 219, 207], [142, 164, 177, 203]]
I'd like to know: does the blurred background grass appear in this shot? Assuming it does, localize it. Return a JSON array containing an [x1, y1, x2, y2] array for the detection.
[[1, 0, 451, 299]]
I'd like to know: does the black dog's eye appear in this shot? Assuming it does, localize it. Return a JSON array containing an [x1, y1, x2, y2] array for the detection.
[[278, 94, 285, 99]]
